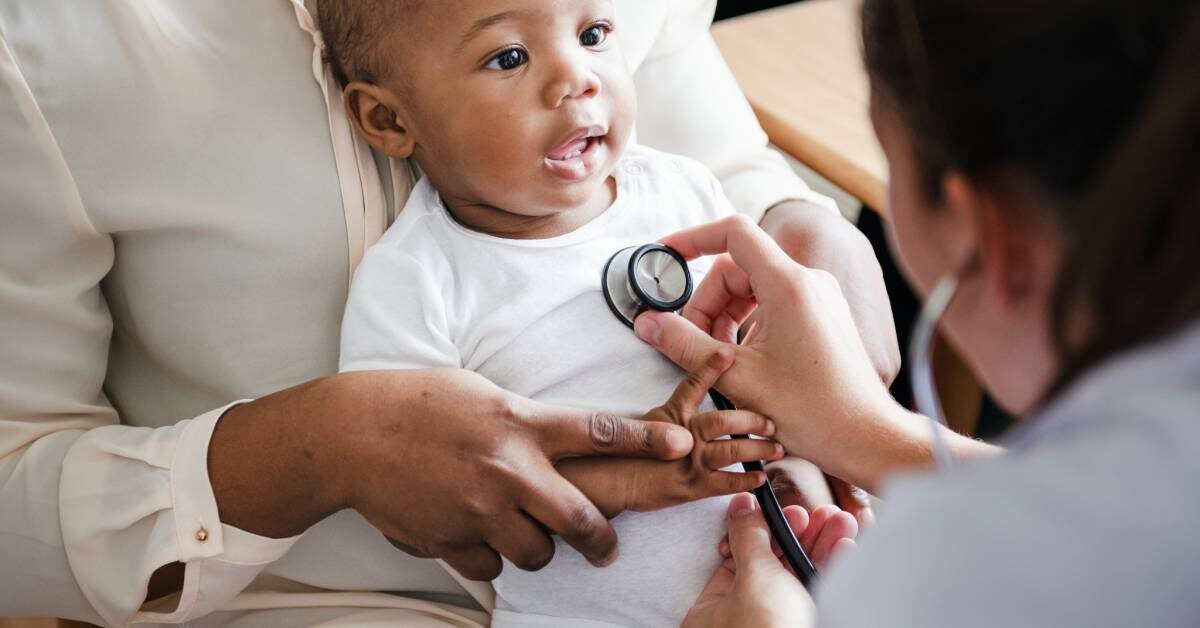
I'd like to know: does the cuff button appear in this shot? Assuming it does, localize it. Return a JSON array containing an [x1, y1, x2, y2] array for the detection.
[[195, 527, 209, 542]]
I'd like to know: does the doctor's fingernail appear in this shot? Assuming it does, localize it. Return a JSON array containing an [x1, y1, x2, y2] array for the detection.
[[635, 315, 662, 346], [729, 493, 758, 519]]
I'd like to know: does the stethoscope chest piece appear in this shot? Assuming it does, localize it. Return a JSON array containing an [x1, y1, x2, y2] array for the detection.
[[603, 244, 694, 328]]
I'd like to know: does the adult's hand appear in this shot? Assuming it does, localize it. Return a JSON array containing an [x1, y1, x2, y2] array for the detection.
[[205, 369, 696, 583], [759, 200, 900, 385], [767, 458, 876, 527], [682, 494, 823, 628], [760, 202, 887, 524], [634, 215, 996, 492]]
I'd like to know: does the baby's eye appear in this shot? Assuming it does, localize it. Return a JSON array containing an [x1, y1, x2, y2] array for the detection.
[[486, 48, 528, 71], [580, 24, 611, 48]]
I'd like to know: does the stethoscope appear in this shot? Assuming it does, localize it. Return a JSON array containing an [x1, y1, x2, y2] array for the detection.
[[603, 244, 820, 586]]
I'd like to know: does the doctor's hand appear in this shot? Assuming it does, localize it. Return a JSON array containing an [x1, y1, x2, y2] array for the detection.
[[760, 200, 899, 385], [635, 215, 910, 492], [683, 493, 822, 628]]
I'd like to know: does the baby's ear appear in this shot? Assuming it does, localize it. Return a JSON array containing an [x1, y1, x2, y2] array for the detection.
[[343, 82, 416, 159]]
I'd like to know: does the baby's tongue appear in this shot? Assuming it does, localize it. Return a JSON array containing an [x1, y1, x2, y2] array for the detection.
[[548, 138, 588, 161]]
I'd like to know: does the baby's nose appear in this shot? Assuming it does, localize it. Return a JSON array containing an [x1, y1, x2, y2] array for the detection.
[[543, 56, 602, 108]]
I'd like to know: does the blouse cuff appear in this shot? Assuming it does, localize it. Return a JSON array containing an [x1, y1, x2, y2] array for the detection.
[[132, 402, 302, 624], [60, 402, 301, 626]]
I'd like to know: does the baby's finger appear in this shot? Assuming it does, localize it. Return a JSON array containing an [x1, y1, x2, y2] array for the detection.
[[831, 537, 857, 564], [696, 470, 768, 499], [799, 504, 834, 551], [778, 504, 810, 561], [701, 439, 785, 470], [693, 410, 776, 441], [812, 510, 859, 570], [664, 347, 735, 413]]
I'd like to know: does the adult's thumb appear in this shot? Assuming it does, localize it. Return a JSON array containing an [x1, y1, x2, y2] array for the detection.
[[635, 311, 726, 374], [725, 493, 787, 574]]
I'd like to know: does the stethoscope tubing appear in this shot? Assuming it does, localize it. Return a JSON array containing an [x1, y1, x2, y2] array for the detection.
[[708, 389, 819, 586]]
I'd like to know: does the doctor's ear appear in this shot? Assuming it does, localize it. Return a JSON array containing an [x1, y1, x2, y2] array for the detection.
[[942, 173, 1052, 309], [343, 82, 416, 159]]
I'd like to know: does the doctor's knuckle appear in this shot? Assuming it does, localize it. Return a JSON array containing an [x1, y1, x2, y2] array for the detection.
[[727, 213, 756, 232]]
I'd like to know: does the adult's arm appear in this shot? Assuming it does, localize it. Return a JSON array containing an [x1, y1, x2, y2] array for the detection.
[[635, 216, 999, 492], [0, 40, 694, 626], [0, 39, 299, 626]]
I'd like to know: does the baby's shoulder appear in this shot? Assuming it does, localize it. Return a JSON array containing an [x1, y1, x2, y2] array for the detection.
[[369, 181, 455, 265]]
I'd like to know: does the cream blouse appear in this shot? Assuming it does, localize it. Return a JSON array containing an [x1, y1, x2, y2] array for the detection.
[[0, 0, 835, 626]]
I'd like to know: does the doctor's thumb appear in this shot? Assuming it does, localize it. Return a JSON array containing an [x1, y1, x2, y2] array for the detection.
[[635, 311, 726, 374], [726, 493, 787, 573]]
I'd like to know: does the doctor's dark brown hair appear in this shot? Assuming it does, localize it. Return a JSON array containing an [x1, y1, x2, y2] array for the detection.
[[861, 0, 1200, 392]]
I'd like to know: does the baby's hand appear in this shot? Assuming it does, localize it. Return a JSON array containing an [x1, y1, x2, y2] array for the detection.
[[556, 349, 780, 518], [627, 348, 783, 511]]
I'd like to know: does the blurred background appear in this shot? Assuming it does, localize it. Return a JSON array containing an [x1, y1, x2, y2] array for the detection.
[[716, 0, 800, 21]]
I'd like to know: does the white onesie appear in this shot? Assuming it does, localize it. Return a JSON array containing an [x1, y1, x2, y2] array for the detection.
[[339, 145, 737, 628]]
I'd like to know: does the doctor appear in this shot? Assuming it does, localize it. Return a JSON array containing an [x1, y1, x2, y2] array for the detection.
[[635, 1, 1200, 626]]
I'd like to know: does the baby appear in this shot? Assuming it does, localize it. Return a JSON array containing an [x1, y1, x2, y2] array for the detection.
[[327, 1, 823, 625]]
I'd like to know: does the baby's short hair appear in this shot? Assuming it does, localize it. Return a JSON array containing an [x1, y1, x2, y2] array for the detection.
[[319, 0, 422, 86]]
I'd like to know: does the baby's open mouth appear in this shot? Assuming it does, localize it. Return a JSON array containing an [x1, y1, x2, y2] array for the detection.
[[547, 133, 604, 162], [544, 127, 607, 181]]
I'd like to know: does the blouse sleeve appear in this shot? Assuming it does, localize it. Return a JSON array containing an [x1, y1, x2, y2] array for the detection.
[[632, 0, 840, 224], [0, 36, 298, 627]]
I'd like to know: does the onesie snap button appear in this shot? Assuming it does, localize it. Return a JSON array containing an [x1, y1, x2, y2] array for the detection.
[[625, 163, 644, 175], [195, 527, 209, 542]]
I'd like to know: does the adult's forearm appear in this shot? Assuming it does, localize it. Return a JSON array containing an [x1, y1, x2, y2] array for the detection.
[[147, 376, 354, 602], [207, 375, 352, 539], [784, 400, 1001, 494]]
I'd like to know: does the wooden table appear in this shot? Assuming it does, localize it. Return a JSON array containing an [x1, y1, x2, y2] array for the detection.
[[714, 1, 985, 435], [712, 0, 887, 212]]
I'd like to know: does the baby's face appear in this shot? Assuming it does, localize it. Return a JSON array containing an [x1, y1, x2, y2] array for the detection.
[[377, 0, 635, 219]]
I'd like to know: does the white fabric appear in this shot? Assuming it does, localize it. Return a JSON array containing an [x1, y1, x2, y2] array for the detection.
[[818, 320, 1200, 628], [0, 0, 833, 625], [340, 146, 735, 628]]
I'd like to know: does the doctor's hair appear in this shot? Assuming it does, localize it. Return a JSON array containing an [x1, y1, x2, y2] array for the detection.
[[318, 0, 422, 87], [862, 0, 1200, 393]]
